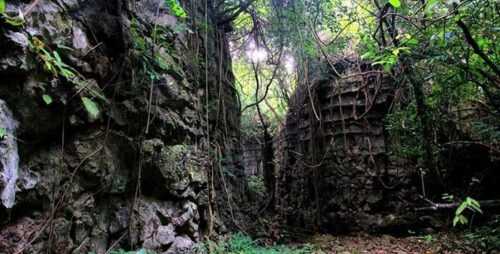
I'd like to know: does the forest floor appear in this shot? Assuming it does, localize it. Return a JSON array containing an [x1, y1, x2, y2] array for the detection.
[[305, 233, 482, 254]]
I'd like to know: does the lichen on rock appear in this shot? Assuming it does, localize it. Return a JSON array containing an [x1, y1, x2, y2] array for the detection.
[[0, 99, 19, 209]]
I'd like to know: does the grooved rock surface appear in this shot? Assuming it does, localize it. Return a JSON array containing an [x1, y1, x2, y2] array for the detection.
[[276, 59, 419, 233], [0, 0, 240, 253]]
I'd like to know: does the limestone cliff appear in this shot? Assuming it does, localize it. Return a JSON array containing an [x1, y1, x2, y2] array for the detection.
[[0, 0, 239, 253]]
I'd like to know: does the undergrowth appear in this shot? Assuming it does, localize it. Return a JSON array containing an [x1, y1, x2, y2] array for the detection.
[[89, 250, 151, 254], [196, 233, 316, 254], [464, 216, 500, 251], [247, 175, 266, 197]]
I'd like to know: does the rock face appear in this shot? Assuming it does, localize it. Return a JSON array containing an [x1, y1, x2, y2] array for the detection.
[[242, 135, 264, 177], [275, 58, 500, 234], [0, 99, 19, 209], [0, 0, 239, 253], [276, 58, 418, 233]]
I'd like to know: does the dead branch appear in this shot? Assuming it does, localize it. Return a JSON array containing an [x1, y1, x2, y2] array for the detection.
[[416, 200, 500, 212]]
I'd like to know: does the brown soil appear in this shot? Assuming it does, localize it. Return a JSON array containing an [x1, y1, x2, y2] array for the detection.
[[309, 233, 481, 254]]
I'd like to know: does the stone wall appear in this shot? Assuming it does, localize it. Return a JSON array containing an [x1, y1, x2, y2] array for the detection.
[[276, 58, 419, 233], [241, 136, 263, 176], [0, 0, 240, 253]]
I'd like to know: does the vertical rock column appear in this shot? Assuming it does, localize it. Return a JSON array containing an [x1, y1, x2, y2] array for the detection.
[[0, 0, 241, 253], [276, 58, 416, 233]]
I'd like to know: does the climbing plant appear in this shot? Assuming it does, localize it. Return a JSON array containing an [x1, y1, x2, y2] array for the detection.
[[225, 0, 499, 235]]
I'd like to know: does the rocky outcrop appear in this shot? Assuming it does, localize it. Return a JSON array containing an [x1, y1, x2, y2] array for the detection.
[[0, 0, 240, 253], [0, 99, 19, 209], [276, 58, 419, 233]]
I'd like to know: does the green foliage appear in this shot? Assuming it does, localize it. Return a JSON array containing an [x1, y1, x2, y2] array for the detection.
[[442, 193, 454, 202], [28, 36, 108, 120], [130, 17, 182, 87], [1, 1, 26, 27], [29, 37, 75, 79], [42, 94, 53, 105], [247, 175, 266, 196], [234, 56, 290, 136], [360, 33, 415, 71], [0, 127, 6, 139], [2, 13, 25, 26], [81, 97, 100, 121], [471, 117, 500, 141], [464, 216, 500, 251], [90, 249, 152, 254], [453, 197, 482, 227], [197, 233, 315, 254], [0, 0, 5, 13], [29, 37, 105, 112], [417, 234, 435, 244], [388, 0, 401, 9], [164, 0, 187, 18], [385, 102, 425, 162]]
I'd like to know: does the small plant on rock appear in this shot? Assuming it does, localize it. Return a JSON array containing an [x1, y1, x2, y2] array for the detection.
[[29, 37, 76, 79]]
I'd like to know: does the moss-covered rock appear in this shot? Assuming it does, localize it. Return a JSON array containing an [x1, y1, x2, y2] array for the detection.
[[0, 0, 240, 253]]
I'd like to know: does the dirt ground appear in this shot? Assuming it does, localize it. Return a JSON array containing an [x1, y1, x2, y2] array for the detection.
[[308, 233, 487, 254]]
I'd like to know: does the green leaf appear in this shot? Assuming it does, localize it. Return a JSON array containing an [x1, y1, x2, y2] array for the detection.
[[453, 214, 468, 227], [406, 38, 419, 46], [462, 197, 483, 214], [0, 127, 6, 139], [425, 0, 439, 14], [388, 0, 401, 8], [53, 51, 63, 65], [469, 197, 481, 208], [427, 0, 439, 6], [59, 67, 75, 78], [0, 0, 5, 14], [361, 51, 374, 60], [456, 201, 467, 215], [3, 14, 25, 26], [453, 216, 459, 226], [459, 215, 468, 225], [42, 94, 53, 105], [392, 48, 400, 56], [164, 0, 187, 18], [81, 97, 100, 120]]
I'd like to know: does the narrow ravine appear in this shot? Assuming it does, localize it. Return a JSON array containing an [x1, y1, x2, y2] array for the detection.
[[0, 0, 499, 253]]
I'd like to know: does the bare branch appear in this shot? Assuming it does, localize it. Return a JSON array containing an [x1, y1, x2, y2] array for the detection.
[[217, 0, 257, 26]]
